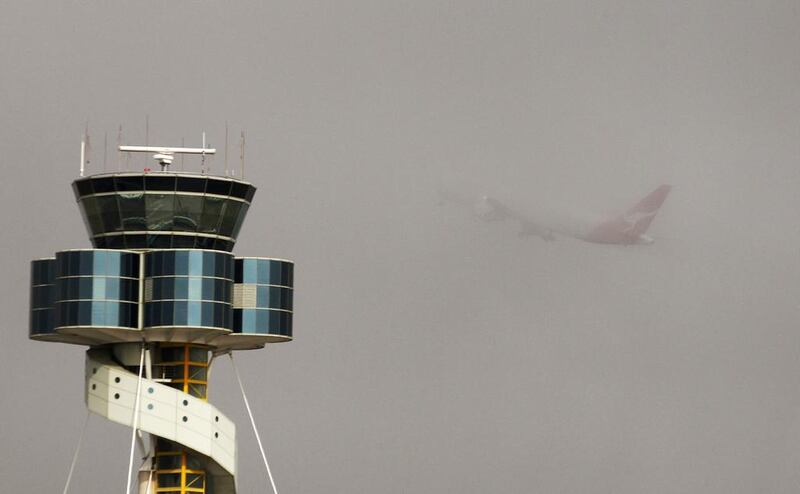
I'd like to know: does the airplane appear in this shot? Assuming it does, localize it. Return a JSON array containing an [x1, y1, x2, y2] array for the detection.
[[438, 183, 671, 245]]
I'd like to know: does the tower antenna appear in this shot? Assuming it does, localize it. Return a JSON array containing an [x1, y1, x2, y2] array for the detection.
[[225, 121, 229, 176], [201, 131, 207, 173], [144, 115, 150, 170], [103, 132, 108, 171], [240, 131, 246, 179], [80, 138, 85, 177], [117, 125, 123, 171]]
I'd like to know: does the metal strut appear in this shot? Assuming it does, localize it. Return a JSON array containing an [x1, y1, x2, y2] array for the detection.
[[229, 354, 279, 494], [125, 343, 147, 494], [62, 412, 91, 494]]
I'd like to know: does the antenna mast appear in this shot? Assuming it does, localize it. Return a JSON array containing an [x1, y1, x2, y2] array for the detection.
[[240, 131, 245, 179], [224, 122, 229, 176]]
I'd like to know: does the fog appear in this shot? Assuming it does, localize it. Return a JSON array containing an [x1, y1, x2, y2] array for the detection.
[[2, 1, 800, 492]]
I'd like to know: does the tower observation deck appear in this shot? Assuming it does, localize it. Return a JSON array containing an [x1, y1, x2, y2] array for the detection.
[[29, 144, 293, 494]]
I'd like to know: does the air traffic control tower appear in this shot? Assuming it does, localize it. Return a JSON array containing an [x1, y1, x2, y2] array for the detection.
[[29, 144, 292, 494]]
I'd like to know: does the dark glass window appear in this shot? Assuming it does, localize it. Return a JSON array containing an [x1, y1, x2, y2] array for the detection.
[[145, 194, 175, 230], [144, 175, 176, 191], [124, 234, 147, 249], [173, 195, 203, 232], [218, 200, 242, 237], [194, 236, 215, 250], [244, 185, 256, 202], [79, 196, 102, 233], [230, 181, 250, 200], [198, 196, 224, 233], [31, 259, 55, 285], [148, 234, 172, 249], [30, 309, 55, 335], [115, 175, 144, 192], [96, 195, 122, 233], [74, 179, 94, 196], [91, 177, 116, 193], [31, 285, 53, 309], [119, 193, 146, 229], [176, 176, 206, 193], [205, 178, 232, 196], [105, 235, 125, 249], [172, 235, 196, 248], [213, 239, 234, 252], [231, 202, 249, 238]]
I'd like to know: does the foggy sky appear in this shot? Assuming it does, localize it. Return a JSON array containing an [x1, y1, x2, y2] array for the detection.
[[2, 1, 800, 492]]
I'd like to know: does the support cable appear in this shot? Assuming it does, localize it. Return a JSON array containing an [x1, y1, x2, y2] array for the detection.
[[144, 467, 154, 494], [62, 411, 90, 494], [229, 353, 279, 494], [125, 343, 147, 494]]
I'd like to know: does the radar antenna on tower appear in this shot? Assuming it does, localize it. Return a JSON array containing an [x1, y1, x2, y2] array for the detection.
[[118, 144, 217, 171]]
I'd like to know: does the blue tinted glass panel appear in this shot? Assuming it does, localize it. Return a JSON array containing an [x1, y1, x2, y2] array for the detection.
[[240, 259, 256, 283], [173, 251, 188, 275], [173, 301, 187, 325], [255, 286, 293, 310], [188, 277, 202, 300], [187, 301, 201, 326], [92, 276, 106, 298], [174, 277, 188, 299], [188, 251, 203, 276]]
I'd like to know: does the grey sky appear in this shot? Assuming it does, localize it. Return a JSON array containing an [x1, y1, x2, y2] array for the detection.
[[2, 1, 800, 492]]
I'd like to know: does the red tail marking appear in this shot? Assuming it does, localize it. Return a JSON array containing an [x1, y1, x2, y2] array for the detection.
[[584, 185, 671, 244]]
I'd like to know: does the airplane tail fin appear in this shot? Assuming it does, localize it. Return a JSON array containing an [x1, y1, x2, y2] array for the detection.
[[585, 185, 671, 243]]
